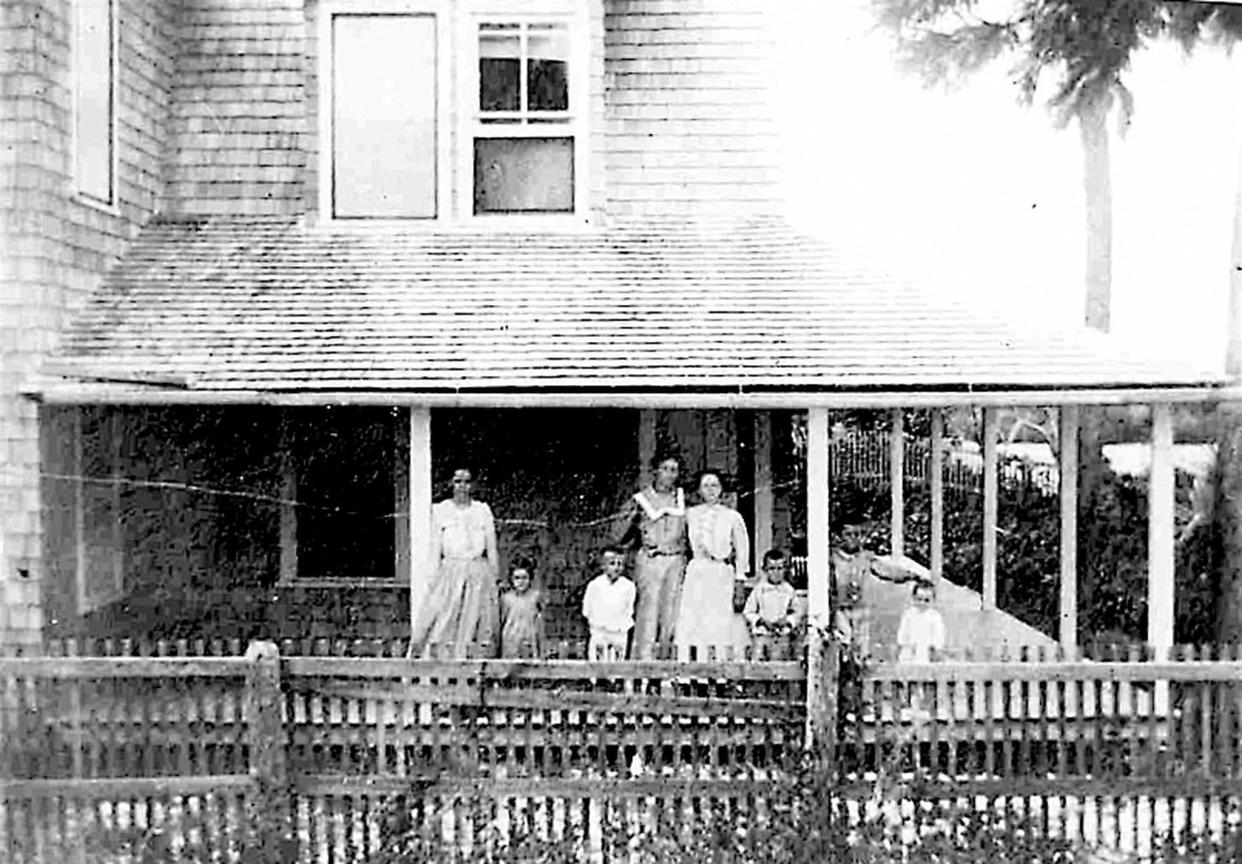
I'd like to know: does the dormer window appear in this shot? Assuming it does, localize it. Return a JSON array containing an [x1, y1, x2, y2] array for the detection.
[[319, 1, 586, 224]]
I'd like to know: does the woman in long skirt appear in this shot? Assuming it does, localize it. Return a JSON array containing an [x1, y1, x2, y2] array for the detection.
[[409, 468, 501, 658], [675, 470, 750, 661]]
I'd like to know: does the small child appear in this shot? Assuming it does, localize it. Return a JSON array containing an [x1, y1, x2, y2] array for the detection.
[[743, 549, 802, 660], [499, 557, 544, 659], [582, 545, 636, 661], [896, 578, 947, 664]]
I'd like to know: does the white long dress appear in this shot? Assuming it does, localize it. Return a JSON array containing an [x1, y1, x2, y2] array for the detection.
[[674, 503, 749, 659]]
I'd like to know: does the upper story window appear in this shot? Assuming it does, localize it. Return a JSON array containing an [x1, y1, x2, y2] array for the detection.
[[319, 1, 586, 224], [330, 12, 440, 219], [73, 0, 117, 207], [472, 20, 576, 214]]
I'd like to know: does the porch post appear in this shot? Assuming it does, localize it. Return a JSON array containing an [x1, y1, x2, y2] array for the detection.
[[982, 407, 999, 611], [806, 407, 831, 629], [889, 409, 904, 559], [638, 409, 657, 488], [408, 407, 434, 620], [1059, 406, 1079, 651], [393, 418, 410, 589], [108, 409, 125, 598], [930, 409, 944, 581], [72, 407, 87, 614], [278, 411, 297, 583], [753, 411, 774, 560], [1148, 403, 1175, 654]]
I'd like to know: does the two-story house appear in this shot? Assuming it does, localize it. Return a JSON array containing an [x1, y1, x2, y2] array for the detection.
[[0, 0, 1225, 654]]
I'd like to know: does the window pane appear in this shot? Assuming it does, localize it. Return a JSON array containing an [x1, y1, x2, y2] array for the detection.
[[474, 137, 573, 214], [479, 27, 521, 112], [75, 0, 113, 203], [332, 14, 437, 218], [528, 25, 569, 112]]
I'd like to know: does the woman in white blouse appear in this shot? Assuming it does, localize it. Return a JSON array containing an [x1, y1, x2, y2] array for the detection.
[[409, 467, 500, 657], [675, 470, 750, 659]]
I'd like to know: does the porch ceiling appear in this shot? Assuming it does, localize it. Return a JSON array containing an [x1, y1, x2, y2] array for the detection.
[[38, 214, 1225, 402]]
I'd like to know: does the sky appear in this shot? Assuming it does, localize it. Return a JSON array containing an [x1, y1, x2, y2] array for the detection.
[[776, 2, 1242, 374]]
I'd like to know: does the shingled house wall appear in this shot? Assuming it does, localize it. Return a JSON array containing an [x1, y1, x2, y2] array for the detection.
[[603, 0, 782, 217], [1, 0, 178, 649], [6, 0, 786, 648], [165, 0, 780, 219]]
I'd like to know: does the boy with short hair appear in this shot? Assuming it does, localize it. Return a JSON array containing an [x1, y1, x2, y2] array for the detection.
[[743, 549, 802, 660], [582, 545, 637, 661]]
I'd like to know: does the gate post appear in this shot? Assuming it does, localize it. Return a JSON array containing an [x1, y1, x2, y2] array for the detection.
[[244, 640, 292, 862]]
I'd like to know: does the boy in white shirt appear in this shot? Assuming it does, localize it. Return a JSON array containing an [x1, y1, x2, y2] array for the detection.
[[743, 549, 802, 660], [896, 578, 947, 664], [582, 545, 637, 661]]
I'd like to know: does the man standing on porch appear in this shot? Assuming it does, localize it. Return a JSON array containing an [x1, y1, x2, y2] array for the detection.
[[616, 454, 688, 659], [833, 516, 914, 656]]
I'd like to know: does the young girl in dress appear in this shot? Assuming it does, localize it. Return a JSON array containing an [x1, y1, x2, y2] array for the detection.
[[499, 558, 544, 659]]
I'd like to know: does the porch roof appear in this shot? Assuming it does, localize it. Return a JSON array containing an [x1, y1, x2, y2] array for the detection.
[[37, 215, 1225, 404]]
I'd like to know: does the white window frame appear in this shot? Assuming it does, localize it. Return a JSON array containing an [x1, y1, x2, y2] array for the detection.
[[458, 0, 589, 226], [71, 0, 120, 212], [317, 0, 453, 224]]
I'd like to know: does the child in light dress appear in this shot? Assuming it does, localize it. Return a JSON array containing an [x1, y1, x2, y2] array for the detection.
[[896, 578, 947, 664], [499, 557, 544, 659]]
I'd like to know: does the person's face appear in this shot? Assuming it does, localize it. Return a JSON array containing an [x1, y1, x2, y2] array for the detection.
[[655, 459, 679, 490], [603, 551, 625, 580], [764, 558, 787, 584], [511, 568, 532, 594], [913, 586, 935, 606], [451, 470, 473, 497], [699, 474, 722, 505], [840, 524, 865, 553]]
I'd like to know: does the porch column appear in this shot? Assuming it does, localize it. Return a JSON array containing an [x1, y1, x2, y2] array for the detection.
[[278, 411, 297, 583], [806, 407, 831, 629], [107, 409, 125, 598], [889, 409, 904, 559], [1059, 406, 1079, 651], [638, 409, 657, 488], [982, 408, 999, 611], [753, 411, 774, 559], [930, 409, 944, 581], [393, 419, 410, 586], [1148, 403, 1175, 654], [72, 407, 87, 613], [408, 407, 434, 619]]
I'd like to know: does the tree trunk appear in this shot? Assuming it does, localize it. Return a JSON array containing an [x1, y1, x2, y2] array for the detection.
[[1226, 138, 1242, 378], [1075, 95, 1112, 641], [1079, 96, 1112, 333], [1216, 81, 1242, 642]]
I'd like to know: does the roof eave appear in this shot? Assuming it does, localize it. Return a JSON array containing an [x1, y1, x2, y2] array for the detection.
[[26, 380, 1235, 409]]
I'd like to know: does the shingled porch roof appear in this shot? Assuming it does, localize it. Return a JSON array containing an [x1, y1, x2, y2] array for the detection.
[[38, 215, 1226, 403]]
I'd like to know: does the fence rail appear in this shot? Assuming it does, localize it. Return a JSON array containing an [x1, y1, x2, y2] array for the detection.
[[8, 640, 1242, 862], [2, 640, 809, 864]]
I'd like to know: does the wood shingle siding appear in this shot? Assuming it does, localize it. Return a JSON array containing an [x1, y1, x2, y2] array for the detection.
[[1, 0, 177, 648], [164, 0, 307, 215], [603, 0, 781, 217]]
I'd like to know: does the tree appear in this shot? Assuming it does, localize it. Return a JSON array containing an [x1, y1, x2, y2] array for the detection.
[[872, 0, 1242, 640]]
